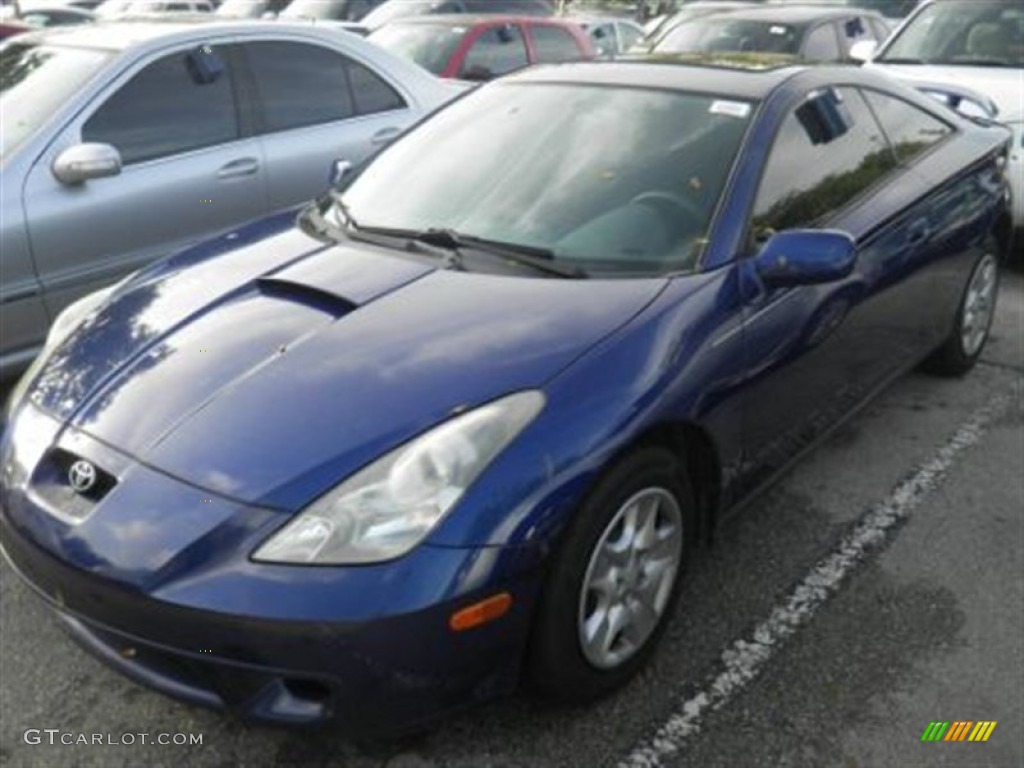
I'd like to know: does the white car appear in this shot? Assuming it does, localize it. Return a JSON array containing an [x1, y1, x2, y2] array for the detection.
[[856, 0, 1023, 252], [94, 0, 213, 17]]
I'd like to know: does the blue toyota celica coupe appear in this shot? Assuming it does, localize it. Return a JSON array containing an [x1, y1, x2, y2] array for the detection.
[[0, 56, 1012, 734]]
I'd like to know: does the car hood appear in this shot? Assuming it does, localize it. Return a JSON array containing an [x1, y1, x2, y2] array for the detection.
[[869, 63, 1024, 122], [28, 216, 666, 509]]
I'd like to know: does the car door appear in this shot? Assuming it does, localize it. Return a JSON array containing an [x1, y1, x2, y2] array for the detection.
[[22, 42, 267, 322], [0, 222, 49, 374], [237, 39, 414, 213], [737, 85, 937, 493]]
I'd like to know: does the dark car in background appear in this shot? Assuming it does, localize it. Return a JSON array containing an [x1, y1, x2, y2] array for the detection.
[[369, 14, 594, 80], [361, 0, 553, 32], [651, 5, 891, 62]]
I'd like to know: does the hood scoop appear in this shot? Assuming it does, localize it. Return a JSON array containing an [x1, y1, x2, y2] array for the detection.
[[256, 277, 357, 317], [262, 243, 435, 307]]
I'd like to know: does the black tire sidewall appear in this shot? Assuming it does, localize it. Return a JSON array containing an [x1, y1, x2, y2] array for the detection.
[[528, 447, 695, 702]]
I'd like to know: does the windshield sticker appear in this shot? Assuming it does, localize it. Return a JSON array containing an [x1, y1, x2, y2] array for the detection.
[[770, 25, 788, 35], [710, 100, 751, 119]]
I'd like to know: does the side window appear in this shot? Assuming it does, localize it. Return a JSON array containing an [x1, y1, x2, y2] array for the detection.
[[752, 87, 896, 235], [82, 47, 238, 165], [618, 23, 643, 52], [461, 25, 528, 79], [803, 23, 840, 61], [244, 41, 354, 132], [348, 60, 406, 115], [531, 24, 583, 63], [862, 90, 952, 164]]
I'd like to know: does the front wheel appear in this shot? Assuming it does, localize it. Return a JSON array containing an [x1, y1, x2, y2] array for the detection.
[[527, 447, 694, 702], [923, 245, 1000, 377]]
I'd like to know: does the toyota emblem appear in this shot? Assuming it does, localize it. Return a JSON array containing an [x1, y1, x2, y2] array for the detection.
[[68, 459, 98, 494]]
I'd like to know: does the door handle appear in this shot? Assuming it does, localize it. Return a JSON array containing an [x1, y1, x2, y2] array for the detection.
[[217, 157, 260, 179], [370, 127, 402, 146]]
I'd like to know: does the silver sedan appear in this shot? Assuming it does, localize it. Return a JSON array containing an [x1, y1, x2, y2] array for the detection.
[[0, 20, 461, 377]]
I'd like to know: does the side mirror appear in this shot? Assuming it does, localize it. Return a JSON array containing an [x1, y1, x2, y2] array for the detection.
[[328, 159, 352, 189], [754, 230, 856, 288], [51, 143, 122, 185], [849, 39, 877, 63]]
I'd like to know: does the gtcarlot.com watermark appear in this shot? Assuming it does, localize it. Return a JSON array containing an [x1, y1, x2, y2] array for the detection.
[[24, 729, 203, 746]]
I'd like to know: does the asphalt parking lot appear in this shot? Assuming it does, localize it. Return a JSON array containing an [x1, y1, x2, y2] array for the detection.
[[1, 265, 1021, 768]]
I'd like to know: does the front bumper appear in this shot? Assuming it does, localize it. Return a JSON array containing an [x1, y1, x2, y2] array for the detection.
[[0, 511, 537, 733], [0, 406, 543, 733]]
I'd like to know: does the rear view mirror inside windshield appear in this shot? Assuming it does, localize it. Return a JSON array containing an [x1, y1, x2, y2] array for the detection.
[[186, 45, 225, 85]]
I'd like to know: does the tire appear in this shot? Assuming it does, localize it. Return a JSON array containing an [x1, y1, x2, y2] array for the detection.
[[527, 447, 695, 703], [923, 241, 1000, 377]]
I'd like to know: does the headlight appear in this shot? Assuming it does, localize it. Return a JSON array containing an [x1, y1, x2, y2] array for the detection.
[[253, 390, 545, 565]]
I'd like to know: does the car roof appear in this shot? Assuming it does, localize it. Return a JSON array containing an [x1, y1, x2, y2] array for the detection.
[[9, 17, 322, 50], [699, 4, 883, 23], [507, 56, 808, 99]]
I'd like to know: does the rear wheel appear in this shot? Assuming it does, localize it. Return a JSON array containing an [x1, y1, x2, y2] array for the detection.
[[923, 244, 1000, 376], [528, 447, 694, 702]]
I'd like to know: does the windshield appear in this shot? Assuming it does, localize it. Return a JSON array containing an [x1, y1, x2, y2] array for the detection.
[[363, 0, 438, 28], [0, 42, 112, 157], [281, 0, 347, 19], [368, 23, 464, 75], [338, 83, 754, 275], [655, 18, 806, 55], [216, 0, 266, 16], [880, 0, 1024, 67]]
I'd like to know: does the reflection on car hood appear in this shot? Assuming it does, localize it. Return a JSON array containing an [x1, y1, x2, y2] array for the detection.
[[28, 213, 666, 509], [870, 64, 1023, 122]]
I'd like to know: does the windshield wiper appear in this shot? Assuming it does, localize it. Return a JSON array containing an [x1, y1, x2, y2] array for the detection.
[[450, 231, 587, 279], [878, 57, 925, 64], [412, 228, 468, 271], [323, 206, 586, 278]]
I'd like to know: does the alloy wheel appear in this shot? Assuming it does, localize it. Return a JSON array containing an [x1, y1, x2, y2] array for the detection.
[[577, 487, 683, 670]]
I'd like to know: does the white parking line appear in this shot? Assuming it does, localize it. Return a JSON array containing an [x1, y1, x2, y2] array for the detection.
[[619, 393, 1013, 768]]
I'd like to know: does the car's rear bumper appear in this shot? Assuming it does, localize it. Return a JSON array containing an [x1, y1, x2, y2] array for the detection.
[[0, 510, 536, 733]]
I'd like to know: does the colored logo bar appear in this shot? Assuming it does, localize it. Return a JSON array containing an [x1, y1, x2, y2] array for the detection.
[[921, 721, 997, 742]]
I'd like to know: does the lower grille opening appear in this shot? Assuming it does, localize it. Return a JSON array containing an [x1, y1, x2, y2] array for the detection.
[[282, 678, 332, 704]]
